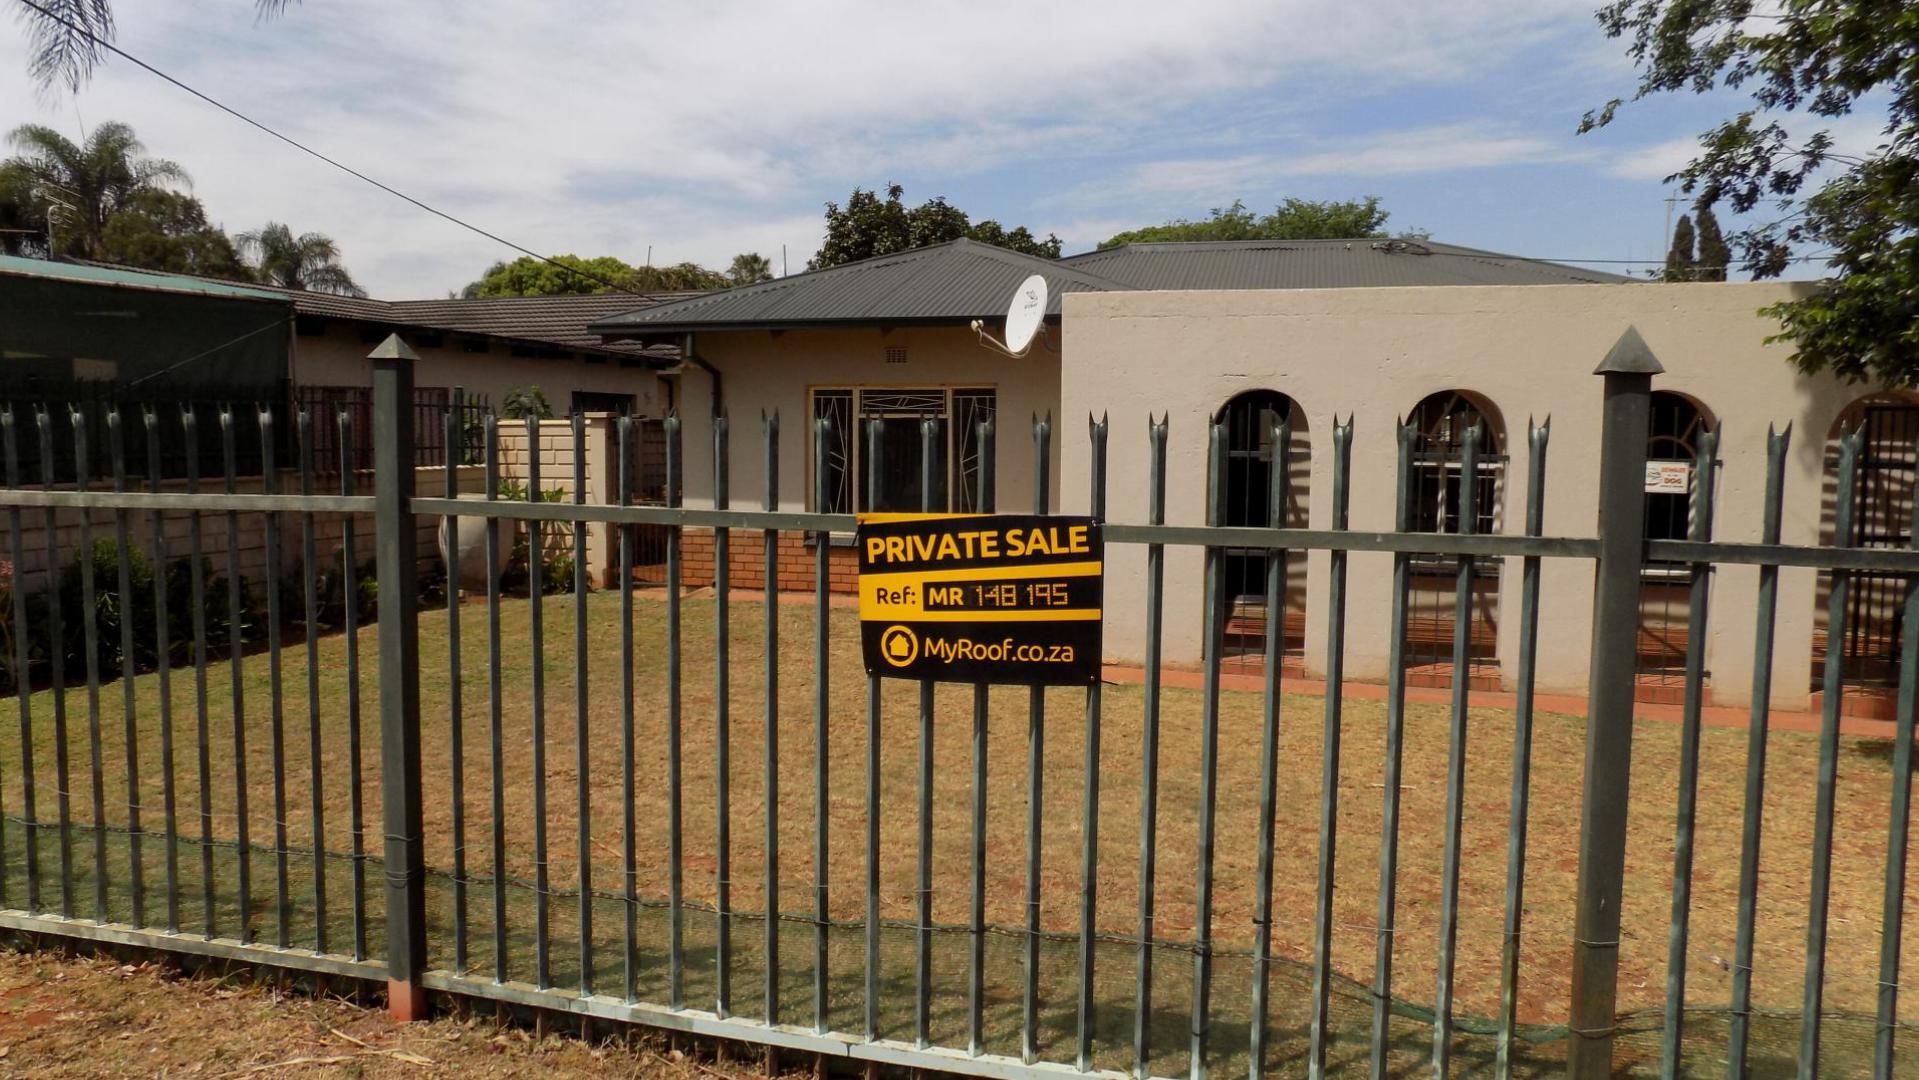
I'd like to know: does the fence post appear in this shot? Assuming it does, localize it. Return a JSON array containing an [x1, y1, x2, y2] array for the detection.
[[1567, 326, 1660, 1078], [370, 333, 430, 1021]]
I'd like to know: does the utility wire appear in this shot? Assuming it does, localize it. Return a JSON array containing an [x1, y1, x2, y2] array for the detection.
[[12, 0, 649, 298], [9, 0, 1844, 286]]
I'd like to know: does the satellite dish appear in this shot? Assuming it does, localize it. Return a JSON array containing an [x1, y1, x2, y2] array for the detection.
[[1003, 274, 1048, 355]]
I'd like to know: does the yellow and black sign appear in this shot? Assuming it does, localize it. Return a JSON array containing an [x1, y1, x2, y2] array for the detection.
[[857, 513, 1103, 685]]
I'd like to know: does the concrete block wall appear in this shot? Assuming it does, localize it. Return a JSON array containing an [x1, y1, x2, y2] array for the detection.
[[493, 414, 620, 585]]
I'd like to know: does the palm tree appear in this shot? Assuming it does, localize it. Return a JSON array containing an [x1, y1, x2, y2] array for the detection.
[[237, 222, 366, 297], [21, 1, 299, 91], [727, 252, 774, 286], [3, 121, 189, 258]]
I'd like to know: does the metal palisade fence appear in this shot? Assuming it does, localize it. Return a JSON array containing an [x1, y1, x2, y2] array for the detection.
[[0, 331, 1912, 1079]]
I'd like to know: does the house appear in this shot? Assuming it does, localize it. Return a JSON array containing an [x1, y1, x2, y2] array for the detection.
[[595, 236, 1903, 717], [0, 254, 684, 422], [587, 237, 1625, 611]]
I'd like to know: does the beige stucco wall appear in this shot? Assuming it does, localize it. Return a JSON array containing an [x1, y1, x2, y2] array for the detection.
[[670, 326, 1061, 515], [1061, 281, 1870, 711], [289, 322, 664, 415]]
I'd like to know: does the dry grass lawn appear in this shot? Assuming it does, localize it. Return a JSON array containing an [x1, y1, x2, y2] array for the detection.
[[0, 588, 1909, 1054]]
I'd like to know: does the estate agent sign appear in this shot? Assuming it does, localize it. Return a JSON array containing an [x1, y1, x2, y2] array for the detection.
[[856, 514, 1103, 685]]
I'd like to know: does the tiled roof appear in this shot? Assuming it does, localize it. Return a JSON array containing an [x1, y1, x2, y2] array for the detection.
[[385, 294, 693, 351], [51, 257, 690, 361]]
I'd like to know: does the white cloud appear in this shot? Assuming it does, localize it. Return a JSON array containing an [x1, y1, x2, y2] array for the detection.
[[1605, 113, 1895, 183], [1083, 123, 1593, 204], [1, 0, 1599, 295]]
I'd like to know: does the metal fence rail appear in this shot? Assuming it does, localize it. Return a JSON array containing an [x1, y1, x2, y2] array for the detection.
[[0, 332, 1914, 1079]]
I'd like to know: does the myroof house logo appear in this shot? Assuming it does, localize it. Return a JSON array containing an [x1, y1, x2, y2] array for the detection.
[[880, 625, 919, 668]]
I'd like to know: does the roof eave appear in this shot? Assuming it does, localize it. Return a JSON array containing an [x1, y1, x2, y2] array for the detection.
[[595, 313, 1061, 342], [303, 309, 656, 362]]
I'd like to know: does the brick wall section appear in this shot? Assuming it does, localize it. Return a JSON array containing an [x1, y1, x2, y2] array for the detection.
[[680, 529, 859, 594]]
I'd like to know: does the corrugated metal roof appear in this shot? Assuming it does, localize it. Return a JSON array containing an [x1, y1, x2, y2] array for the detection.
[[590, 239, 1131, 337], [1059, 239, 1635, 289], [0, 253, 287, 301], [592, 237, 1632, 338]]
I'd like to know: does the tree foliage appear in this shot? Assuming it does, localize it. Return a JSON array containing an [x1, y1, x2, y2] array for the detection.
[[3, 121, 188, 259], [809, 184, 1061, 269], [1097, 197, 1390, 249], [727, 251, 774, 286], [237, 221, 364, 296], [1664, 212, 1698, 281], [1584, 0, 1919, 384], [1694, 205, 1731, 283], [0, 162, 41, 256], [464, 254, 730, 297], [97, 188, 247, 278], [16, 0, 298, 91]]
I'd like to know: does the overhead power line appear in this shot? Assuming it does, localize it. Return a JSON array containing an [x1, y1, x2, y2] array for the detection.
[[11, 0, 1841, 290], [12, 0, 647, 297]]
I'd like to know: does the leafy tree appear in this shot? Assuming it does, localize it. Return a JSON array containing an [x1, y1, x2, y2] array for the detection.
[[237, 221, 364, 296], [810, 184, 1061, 269], [18, 0, 298, 91], [1097, 197, 1390, 249], [638, 262, 731, 291], [464, 254, 729, 297], [3, 121, 188, 259], [1664, 212, 1698, 282], [0, 161, 40, 256], [1583, 0, 1919, 384], [97, 189, 246, 278], [1693, 204, 1731, 283], [467, 254, 638, 297], [727, 252, 774, 285]]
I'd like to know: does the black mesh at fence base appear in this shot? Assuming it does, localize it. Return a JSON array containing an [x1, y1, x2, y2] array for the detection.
[[0, 824, 1900, 1079]]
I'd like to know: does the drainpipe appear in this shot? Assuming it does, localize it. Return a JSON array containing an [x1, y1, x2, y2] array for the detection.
[[682, 332, 722, 417]]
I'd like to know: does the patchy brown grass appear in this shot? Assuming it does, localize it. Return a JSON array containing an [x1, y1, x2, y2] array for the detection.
[[3, 588, 1910, 1037], [0, 945, 758, 1077]]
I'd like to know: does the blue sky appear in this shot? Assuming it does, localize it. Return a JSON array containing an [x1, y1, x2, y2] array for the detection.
[[1, 0, 1873, 298]]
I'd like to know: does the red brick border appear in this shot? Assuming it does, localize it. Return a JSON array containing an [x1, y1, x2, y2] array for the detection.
[[680, 528, 858, 594]]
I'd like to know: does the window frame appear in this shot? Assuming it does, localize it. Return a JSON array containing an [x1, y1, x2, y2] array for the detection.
[[808, 384, 997, 515]]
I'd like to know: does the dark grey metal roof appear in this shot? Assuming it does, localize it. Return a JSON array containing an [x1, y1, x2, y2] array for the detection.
[[590, 239, 1132, 338], [1059, 238, 1635, 289], [591, 237, 1632, 339]]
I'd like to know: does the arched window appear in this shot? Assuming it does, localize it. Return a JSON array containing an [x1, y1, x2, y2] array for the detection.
[[1813, 393, 1919, 717], [1213, 390, 1310, 669], [1637, 392, 1714, 695], [1408, 390, 1501, 536], [1404, 390, 1505, 685]]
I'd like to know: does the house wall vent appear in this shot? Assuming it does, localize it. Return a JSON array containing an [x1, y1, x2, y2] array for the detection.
[[884, 345, 908, 365]]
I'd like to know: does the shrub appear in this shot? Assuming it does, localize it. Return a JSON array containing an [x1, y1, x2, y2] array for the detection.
[[0, 560, 13, 690], [57, 537, 157, 675], [501, 386, 552, 420]]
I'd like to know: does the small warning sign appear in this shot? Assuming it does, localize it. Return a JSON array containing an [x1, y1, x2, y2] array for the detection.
[[857, 514, 1103, 685]]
